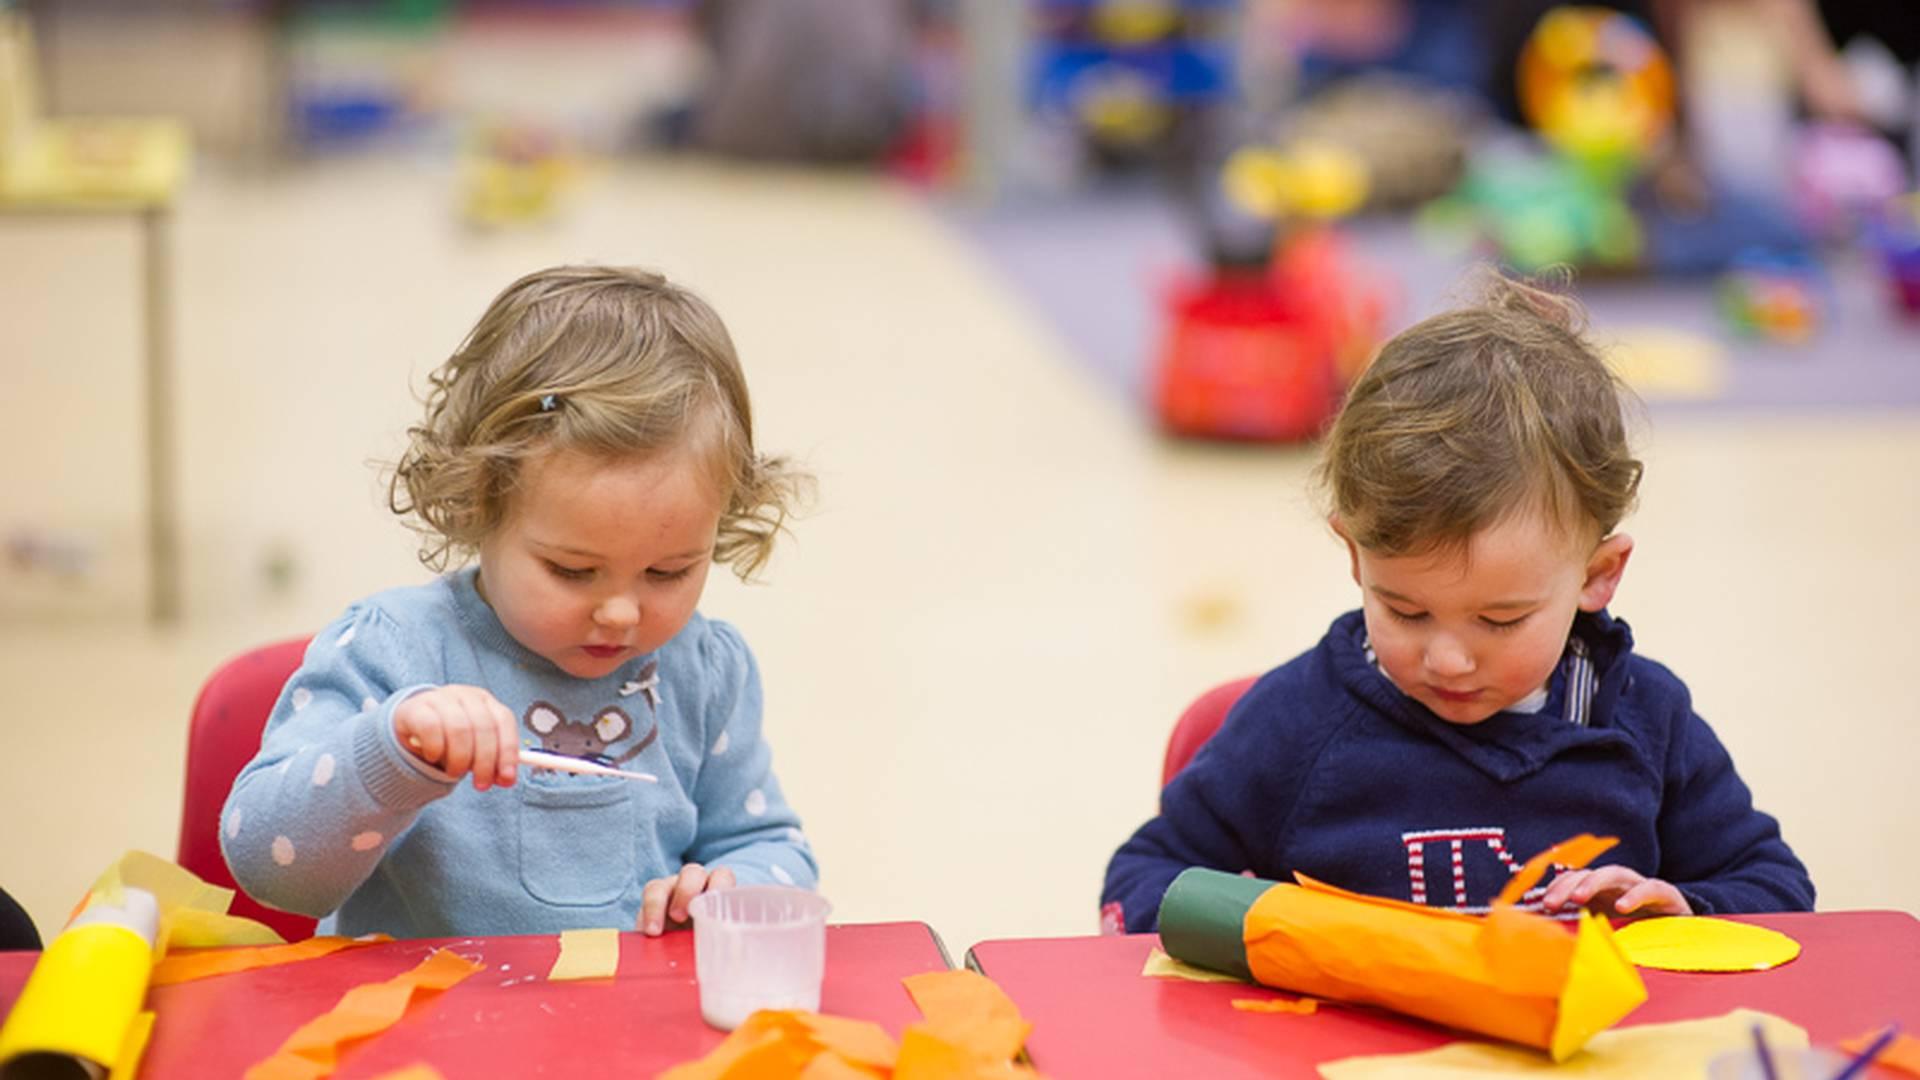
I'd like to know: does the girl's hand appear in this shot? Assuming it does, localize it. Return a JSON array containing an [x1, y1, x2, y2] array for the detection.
[[393, 685, 520, 790], [1540, 865, 1692, 917], [638, 863, 736, 936]]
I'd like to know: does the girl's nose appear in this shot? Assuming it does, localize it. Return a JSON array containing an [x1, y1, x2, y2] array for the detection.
[[1424, 635, 1475, 678], [595, 595, 640, 629]]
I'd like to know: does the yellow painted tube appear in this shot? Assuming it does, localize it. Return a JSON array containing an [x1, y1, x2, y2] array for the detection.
[[0, 889, 158, 1080]]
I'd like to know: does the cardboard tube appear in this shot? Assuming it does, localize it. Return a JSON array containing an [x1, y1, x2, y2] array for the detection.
[[0, 888, 158, 1080]]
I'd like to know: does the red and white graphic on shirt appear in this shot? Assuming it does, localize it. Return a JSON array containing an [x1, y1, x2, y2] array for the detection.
[[1401, 827, 1551, 911]]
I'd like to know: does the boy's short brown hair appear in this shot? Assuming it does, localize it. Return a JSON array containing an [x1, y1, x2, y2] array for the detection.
[[1317, 270, 1643, 557]]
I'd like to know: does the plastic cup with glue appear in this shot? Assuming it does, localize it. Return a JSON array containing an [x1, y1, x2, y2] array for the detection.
[[690, 886, 830, 1030]]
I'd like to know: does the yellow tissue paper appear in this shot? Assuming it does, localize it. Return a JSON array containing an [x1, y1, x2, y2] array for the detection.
[[1612, 916, 1801, 972], [1140, 947, 1246, 984], [0, 850, 284, 1079], [1318, 1008, 1806, 1079]]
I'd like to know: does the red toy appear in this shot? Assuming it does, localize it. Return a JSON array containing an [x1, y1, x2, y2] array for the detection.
[[1153, 227, 1390, 441]]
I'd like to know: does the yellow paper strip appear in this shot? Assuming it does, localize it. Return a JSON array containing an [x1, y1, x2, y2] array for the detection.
[[1318, 1009, 1805, 1079], [153, 935, 393, 986], [108, 1011, 155, 1080], [1141, 946, 1246, 984], [1232, 997, 1319, 1014], [546, 928, 620, 982], [243, 949, 482, 1080]]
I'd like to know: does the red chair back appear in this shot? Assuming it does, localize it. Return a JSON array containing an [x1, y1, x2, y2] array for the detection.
[[177, 637, 318, 941], [1161, 676, 1258, 787]]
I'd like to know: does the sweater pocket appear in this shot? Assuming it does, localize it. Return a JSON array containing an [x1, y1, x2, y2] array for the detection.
[[517, 778, 636, 907]]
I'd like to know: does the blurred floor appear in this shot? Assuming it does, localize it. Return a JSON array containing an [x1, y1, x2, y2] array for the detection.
[[1, 156, 1917, 957]]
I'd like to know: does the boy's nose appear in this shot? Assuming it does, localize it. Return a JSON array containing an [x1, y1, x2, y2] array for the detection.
[[594, 595, 640, 629], [1424, 636, 1475, 677]]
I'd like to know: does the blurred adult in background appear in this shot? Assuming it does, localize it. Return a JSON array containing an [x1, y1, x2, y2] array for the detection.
[[686, 0, 920, 163]]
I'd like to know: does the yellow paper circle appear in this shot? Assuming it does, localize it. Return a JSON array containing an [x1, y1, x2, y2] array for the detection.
[[1614, 916, 1802, 972]]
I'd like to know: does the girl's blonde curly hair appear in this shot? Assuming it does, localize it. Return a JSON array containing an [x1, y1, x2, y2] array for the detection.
[[1316, 269, 1644, 557], [390, 266, 808, 578]]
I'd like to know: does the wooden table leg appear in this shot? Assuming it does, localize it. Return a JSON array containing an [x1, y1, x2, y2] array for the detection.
[[143, 206, 178, 624]]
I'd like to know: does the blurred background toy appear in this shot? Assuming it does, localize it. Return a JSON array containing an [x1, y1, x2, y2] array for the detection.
[[1028, 0, 1237, 176], [1867, 193, 1920, 319], [459, 120, 581, 228], [1716, 250, 1827, 343], [1152, 135, 1390, 441], [1792, 122, 1909, 244]]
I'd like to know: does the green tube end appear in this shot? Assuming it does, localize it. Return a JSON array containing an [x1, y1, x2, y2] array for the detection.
[[1156, 867, 1275, 982]]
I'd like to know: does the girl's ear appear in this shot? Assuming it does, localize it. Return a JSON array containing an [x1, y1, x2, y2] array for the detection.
[[1579, 533, 1634, 612], [1329, 514, 1362, 587]]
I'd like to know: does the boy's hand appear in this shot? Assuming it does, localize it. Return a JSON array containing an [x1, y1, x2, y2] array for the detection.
[[638, 863, 736, 936], [1540, 865, 1692, 917], [393, 685, 520, 790]]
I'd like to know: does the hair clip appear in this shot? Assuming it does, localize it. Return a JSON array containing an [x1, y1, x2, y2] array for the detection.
[[540, 394, 558, 412]]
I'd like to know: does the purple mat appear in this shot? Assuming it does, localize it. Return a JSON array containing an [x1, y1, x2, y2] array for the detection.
[[935, 190, 1920, 414]]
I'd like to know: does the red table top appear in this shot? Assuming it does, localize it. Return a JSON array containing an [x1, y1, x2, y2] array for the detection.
[[0, 921, 951, 1079], [969, 910, 1920, 1079]]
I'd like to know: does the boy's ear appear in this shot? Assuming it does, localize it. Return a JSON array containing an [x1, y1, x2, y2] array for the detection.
[[1579, 533, 1634, 612], [1329, 514, 1361, 586]]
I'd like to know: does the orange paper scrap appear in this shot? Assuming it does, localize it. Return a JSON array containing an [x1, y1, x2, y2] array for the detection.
[[657, 971, 1049, 1079], [1841, 1028, 1920, 1078], [152, 935, 393, 986], [1241, 835, 1646, 1061], [243, 949, 483, 1080], [901, 971, 1031, 1063], [366, 1068, 448, 1080]]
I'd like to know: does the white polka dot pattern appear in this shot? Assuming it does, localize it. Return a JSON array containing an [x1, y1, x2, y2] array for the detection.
[[350, 831, 383, 852], [290, 687, 313, 711], [770, 864, 795, 885], [744, 789, 767, 816], [711, 731, 730, 756], [225, 809, 243, 839], [335, 625, 357, 648], [271, 836, 296, 866], [311, 753, 336, 787]]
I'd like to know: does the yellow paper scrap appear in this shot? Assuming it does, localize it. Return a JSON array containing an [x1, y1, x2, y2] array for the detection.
[[547, 928, 621, 982], [107, 1010, 155, 1080], [1612, 916, 1801, 972], [1317, 1009, 1805, 1079], [1142, 946, 1247, 984], [1231, 997, 1319, 1014]]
